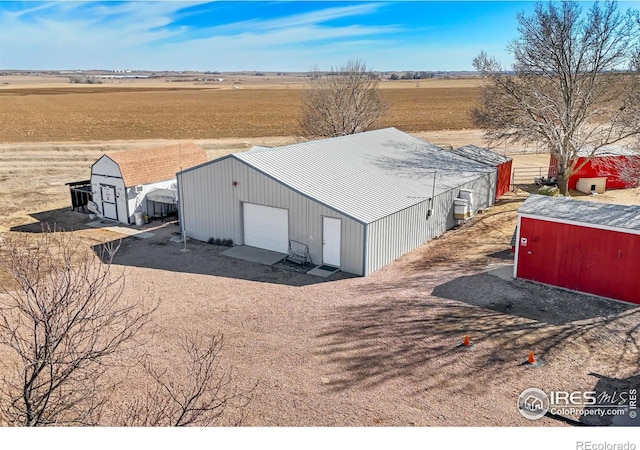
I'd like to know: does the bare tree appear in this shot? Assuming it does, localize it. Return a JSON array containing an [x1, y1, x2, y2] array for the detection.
[[0, 228, 151, 426], [300, 59, 388, 137], [473, 1, 640, 194], [119, 333, 254, 426]]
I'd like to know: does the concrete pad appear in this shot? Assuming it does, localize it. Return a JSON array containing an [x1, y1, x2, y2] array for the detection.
[[108, 227, 155, 239], [307, 266, 339, 278], [86, 220, 117, 228], [487, 264, 514, 281], [86, 221, 155, 239], [221, 245, 287, 266]]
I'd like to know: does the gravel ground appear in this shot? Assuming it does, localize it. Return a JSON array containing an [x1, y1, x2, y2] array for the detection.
[[2, 143, 638, 428], [86, 191, 640, 427]]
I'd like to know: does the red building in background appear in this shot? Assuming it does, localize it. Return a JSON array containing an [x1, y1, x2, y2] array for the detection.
[[451, 145, 513, 199], [515, 195, 640, 305], [548, 145, 640, 190]]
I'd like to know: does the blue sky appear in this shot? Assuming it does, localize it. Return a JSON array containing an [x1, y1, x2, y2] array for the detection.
[[0, 1, 637, 72]]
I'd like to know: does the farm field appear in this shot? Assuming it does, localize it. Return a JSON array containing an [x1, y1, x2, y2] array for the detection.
[[0, 78, 481, 142], [0, 77, 638, 428]]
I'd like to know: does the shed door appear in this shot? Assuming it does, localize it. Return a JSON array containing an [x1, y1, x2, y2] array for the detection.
[[322, 217, 341, 267], [517, 217, 640, 304], [243, 203, 289, 253], [100, 184, 118, 221]]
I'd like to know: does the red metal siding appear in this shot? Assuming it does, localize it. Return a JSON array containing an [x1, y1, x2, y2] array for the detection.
[[496, 160, 512, 199], [548, 154, 640, 190], [516, 217, 640, 304]]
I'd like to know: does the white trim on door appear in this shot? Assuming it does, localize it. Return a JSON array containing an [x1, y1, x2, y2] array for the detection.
[[322, 217, 341, 267], [100, 184, 118, 221]]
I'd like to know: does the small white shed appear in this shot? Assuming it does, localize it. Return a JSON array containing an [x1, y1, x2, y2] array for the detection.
[[90, 142, 207, 224]]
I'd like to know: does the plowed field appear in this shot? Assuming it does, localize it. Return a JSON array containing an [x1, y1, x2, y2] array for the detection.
[[1, 77, 638, 430], [0, 85, 480, 142]]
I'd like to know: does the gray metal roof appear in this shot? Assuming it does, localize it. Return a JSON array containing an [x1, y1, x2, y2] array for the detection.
[[451, 145, 512, 166], [518, 194, 640, 232], [246, 145, 273, 153], [233, 128, 495, 224]]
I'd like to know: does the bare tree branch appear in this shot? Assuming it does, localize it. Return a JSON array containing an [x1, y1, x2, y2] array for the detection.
[[473, 1, 640, 195], [119, 333, 255, 426], [0, 226, 152, 426], [300, 59, 388, 137]]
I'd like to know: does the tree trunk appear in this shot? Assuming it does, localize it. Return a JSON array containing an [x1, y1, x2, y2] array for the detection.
[[557, 176, 570, 196]]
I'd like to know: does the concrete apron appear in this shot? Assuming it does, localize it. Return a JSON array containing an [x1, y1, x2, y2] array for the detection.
[[221, 245, 287, 266]]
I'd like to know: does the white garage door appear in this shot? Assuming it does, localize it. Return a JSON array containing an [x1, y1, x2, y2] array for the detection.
[[243, 203, 289, 253]]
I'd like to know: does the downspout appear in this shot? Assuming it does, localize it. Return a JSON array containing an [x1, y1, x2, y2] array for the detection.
[[178, 142, 189, 252]]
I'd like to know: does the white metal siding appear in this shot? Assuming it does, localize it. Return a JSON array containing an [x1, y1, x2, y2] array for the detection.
[[178, 143, 497, 277], [364, 172, 495, 275], [178, 157, 365, 275]]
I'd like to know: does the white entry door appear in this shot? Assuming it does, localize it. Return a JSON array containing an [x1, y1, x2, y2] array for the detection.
[[322, 217, 341, 267], [243, 203, 289, 253], [100, 184, 118, 220]]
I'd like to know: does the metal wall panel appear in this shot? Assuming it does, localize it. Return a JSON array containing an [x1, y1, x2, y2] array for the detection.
[[178, 157, 365, 275], [179, 157, 496, 277], [516, 216, 640, 304], [365, 172, 495, 275]]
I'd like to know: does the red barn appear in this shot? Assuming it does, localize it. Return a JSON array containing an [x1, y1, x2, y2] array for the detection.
[[451, 145, 513, 199], [514, 195, 640, 305], [548, 145, 640, 190]]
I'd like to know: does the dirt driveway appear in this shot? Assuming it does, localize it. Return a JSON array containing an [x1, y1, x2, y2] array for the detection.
[[66, 190, 638, 427], [1, 137, 638, 427]]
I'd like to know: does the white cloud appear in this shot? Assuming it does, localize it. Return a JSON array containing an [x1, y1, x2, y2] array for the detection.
[[0, 1, 419, 71]]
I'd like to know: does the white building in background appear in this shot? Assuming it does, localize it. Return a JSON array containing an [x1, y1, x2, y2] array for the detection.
[[90, 142, 207, 224]]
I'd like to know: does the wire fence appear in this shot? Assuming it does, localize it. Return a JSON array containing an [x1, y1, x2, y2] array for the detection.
[[511, 167, 554, 187], [500, 142, 547, 156], [437, 142, 546, 155]]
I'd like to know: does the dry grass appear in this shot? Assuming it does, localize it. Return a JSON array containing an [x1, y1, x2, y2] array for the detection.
[[2, 145, 638, 427], [0, 77, 637, 426]]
